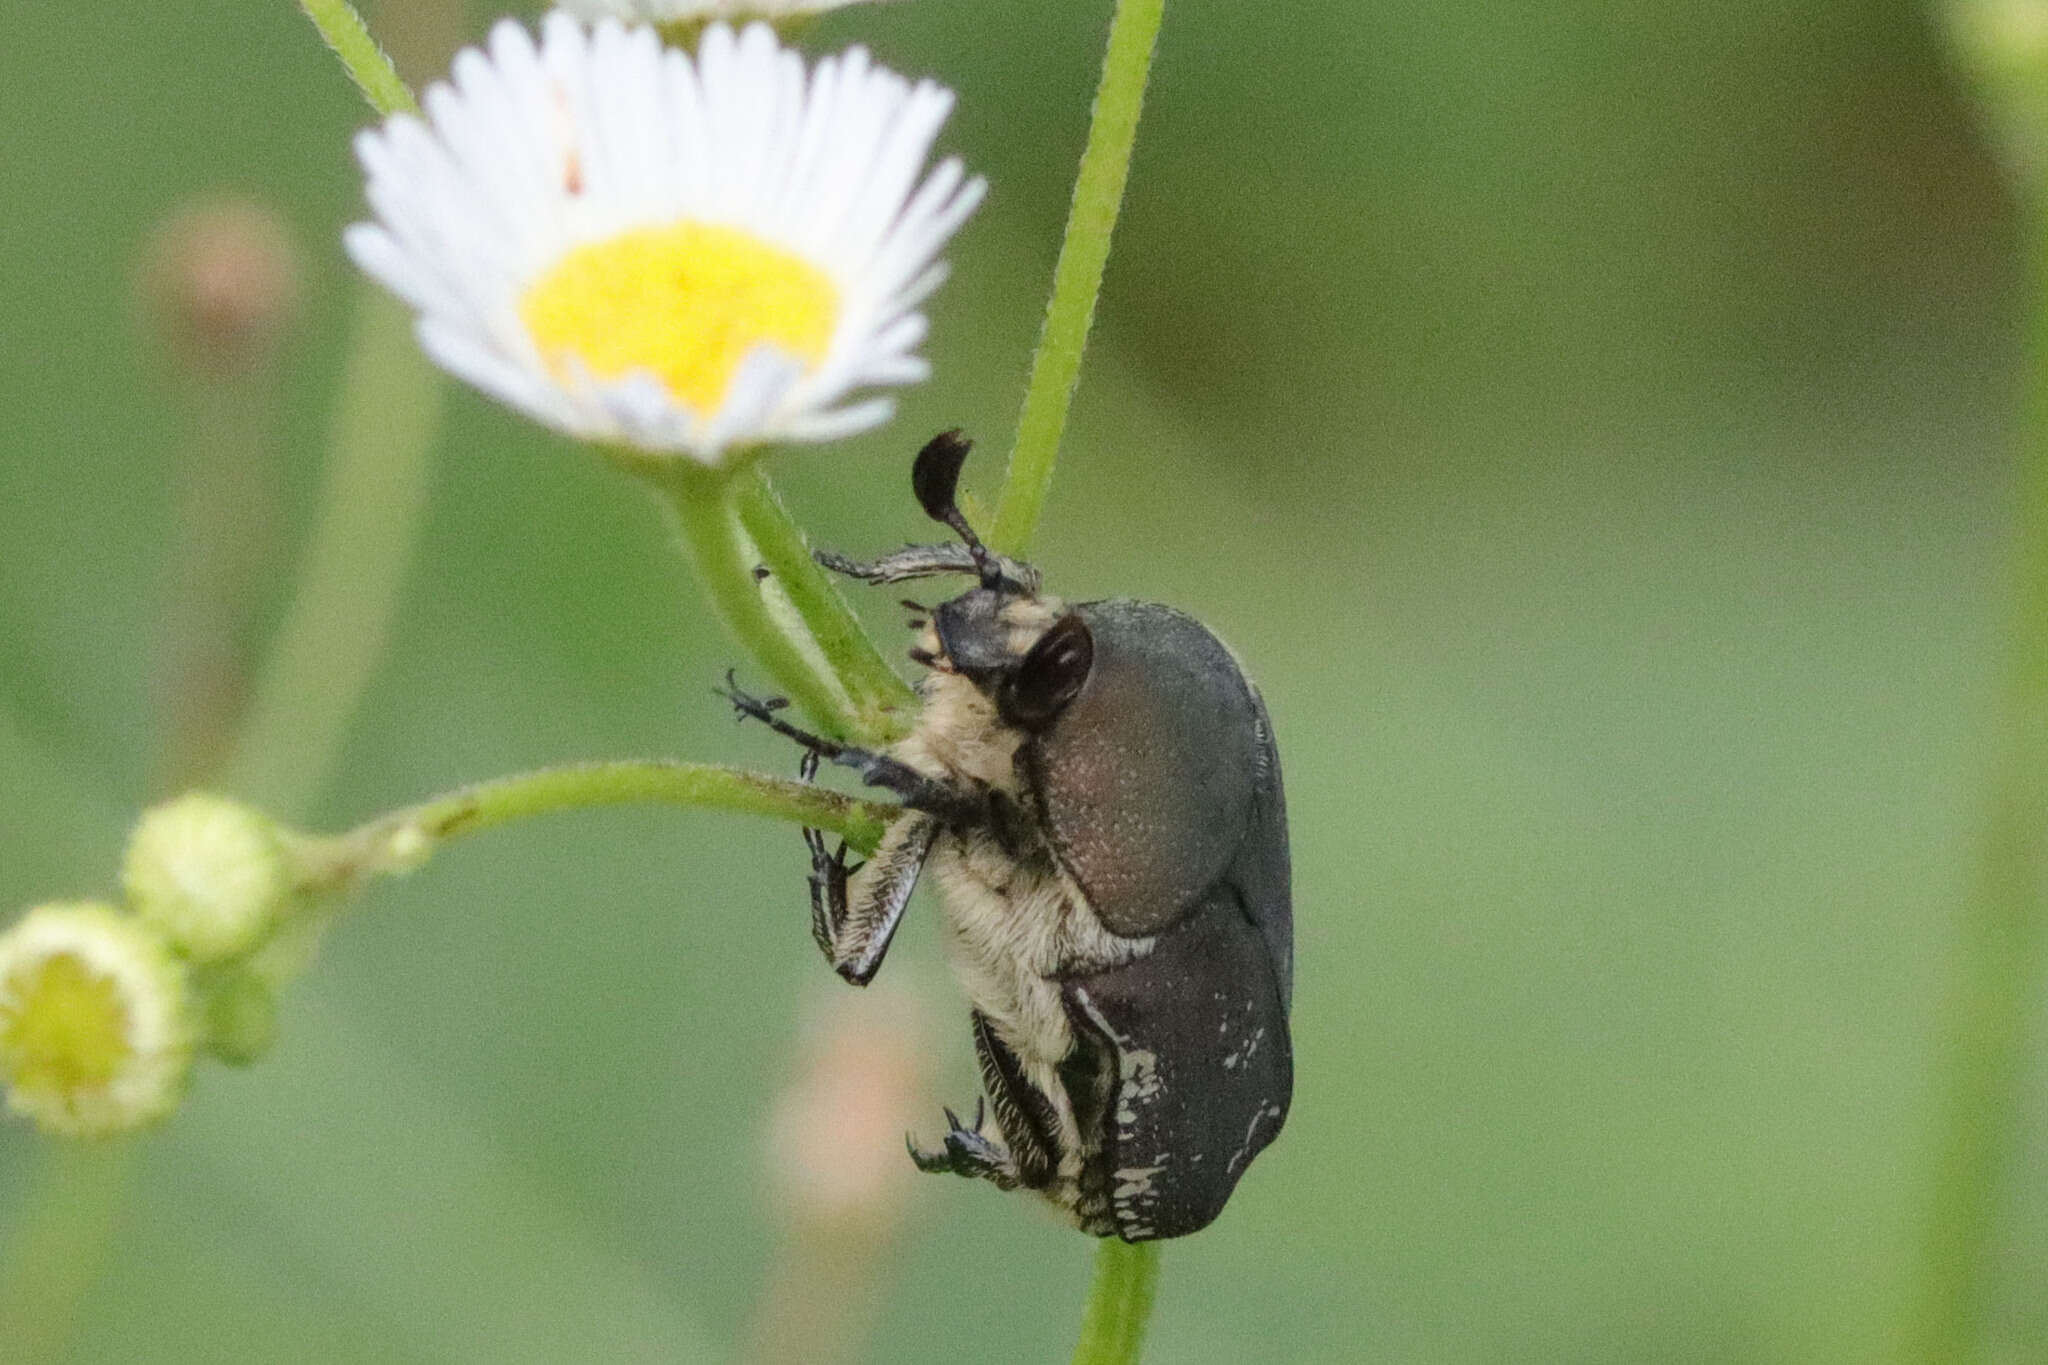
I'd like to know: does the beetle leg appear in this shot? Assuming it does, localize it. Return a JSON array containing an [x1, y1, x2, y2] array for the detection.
[[793, 748, 939, 985], [797, 751, 855, 963], [719, 673, 991, 827], [906, 1098, 1022, 1190], [970, 1011, 1059, 1189], [833, 815, 938, 985], [814, 544, 1041, 594], [803, 826, 851, 962]]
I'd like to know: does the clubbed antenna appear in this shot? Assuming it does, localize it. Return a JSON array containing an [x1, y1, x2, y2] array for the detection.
[[911, 430, 1002, 591]]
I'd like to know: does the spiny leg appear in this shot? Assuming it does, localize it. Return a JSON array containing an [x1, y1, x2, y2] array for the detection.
[[789, 725, 937, 986], [971, 1010, 1060, 1189], [797, 750, 857, 964], [814, 544, 1042, 594], [907, 1097, 1021, 1190], [717, 671, 988, 825]]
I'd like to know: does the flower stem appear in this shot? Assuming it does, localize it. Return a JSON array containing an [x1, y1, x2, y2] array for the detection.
[[638, 460, 863, 740], [988, 5, 1172, 1354], [220, 288, 442, 816], [1904, 17, 2048, 1362], [0, 1143, 139, 1362], [316, 758, 894, 886], [297, 0, 419, 118], [1070, 1240, 1160, 1365], [1901, 202, 2048, 1365], [988, 0, 1166, 559], [733, 466, 917, 742]]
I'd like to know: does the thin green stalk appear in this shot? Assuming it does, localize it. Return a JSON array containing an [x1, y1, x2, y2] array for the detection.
[[1070, 1240, 1160, 1365], [0, 1143, 138, 1364], [1901, 193, 2048, 1364], [734, 466, 918, 742], [321, 759, 894, 882], [297, 0, 419, 118], [641, 461, 861, 740], [221, 288, 442, 815], [989, 0, 1166, 558], [988, 6, 1171, 1356]]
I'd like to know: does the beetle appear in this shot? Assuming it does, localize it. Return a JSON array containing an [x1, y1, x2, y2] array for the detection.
[[722, 430, 1291, 1241]]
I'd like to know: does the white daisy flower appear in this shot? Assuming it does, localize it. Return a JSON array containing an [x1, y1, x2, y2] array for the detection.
[[346, 14, 985, 465], [562, 0, 887, 24], [0, 903, 195, 1137]]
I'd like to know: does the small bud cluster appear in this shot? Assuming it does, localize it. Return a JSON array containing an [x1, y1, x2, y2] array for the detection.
[[0, 794, 305, 1138]]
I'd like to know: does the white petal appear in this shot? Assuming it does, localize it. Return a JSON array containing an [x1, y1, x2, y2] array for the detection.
[[777, 396, 895, 444], [345, 11, 978, 462]]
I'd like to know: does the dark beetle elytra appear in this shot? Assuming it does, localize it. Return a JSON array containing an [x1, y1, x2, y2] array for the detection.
[[724, 431, 1292, 1241]]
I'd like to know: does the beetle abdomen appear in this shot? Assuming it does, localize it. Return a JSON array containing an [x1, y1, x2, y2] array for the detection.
[[1062, 883, 1292, 1241]]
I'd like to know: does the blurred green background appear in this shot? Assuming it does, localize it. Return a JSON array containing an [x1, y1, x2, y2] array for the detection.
[[0, 0, 2037, 1360]]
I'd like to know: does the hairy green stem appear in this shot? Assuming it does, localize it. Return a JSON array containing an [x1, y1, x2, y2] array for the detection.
[[1901, 201, 2048, 1365], [221, 289, 441, 815], [316, 759, 894, 886], [639, 460, 861, 740], [297, 0, 419, 117], [989, 0, 1165, 558], [733, 466, 917, 742], [1070, 1240, 1160, 1365]]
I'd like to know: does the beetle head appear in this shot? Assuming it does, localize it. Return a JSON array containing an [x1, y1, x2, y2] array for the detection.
[[910, 431, 1095, 732]]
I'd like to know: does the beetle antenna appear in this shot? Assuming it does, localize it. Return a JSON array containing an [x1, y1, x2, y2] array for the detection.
[[911, 430, 1003, 591]]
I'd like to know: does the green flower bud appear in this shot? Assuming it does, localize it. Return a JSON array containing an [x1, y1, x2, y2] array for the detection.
[[123, 793, 294, 962], [202, 971, 278, 1067], [0, 903, 195, 1137]]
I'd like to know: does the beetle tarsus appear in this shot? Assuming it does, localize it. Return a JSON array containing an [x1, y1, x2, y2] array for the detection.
[[907, 1100, 1021, 1189], [722, 672, 995, 826], [718, 671, 831, 749], [804, 843, 838, 959], [801, 823, 866, 965], [797, 752, 856, 963]]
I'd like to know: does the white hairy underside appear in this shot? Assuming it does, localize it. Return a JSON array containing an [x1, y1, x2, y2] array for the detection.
[[887, 656, 1146, 1192]]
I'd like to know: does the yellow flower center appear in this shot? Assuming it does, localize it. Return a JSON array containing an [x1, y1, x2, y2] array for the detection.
[[0, 953, 132, 1094], [520, 223, 839, 414]]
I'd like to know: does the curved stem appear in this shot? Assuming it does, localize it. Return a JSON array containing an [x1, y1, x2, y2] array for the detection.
[[642, 461, 862, 741], [1070, 1240, 1160, 1365], [297, 0, 419, 117], [315, 759, 894, 886], [733, 466, 917, 742], [989, 0, 1166, 558]]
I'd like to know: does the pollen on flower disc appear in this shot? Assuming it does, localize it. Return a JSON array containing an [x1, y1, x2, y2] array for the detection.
[[521, 223, 840, 414], [0, 953, 133, 1093]]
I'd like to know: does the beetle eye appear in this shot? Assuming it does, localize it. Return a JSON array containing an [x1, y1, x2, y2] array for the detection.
[[1000, 614, 1094, 731]]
